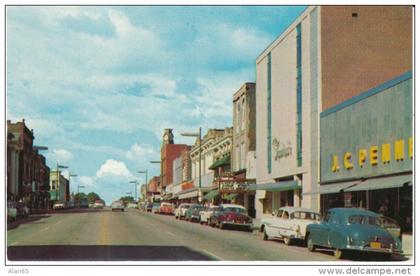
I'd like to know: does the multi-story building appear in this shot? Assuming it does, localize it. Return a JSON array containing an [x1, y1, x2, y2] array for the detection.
[[147, 176, 160, 202], [255, 6, 412, 219], [184, 128, 232, 203], [7, 119, 50, 209], [33, 150, 50, 209], [231, 82, 256, 216], [160, 129, 189, 195], [49, 170, 68, 203]]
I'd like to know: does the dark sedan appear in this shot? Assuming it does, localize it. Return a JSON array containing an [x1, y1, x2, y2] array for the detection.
[[209, 204, 253, 231], [306, 208, 403, 259]]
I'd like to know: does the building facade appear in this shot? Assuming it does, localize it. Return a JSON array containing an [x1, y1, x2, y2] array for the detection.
[[319, 73, 412, 232], [7, 119, 50, 209], [147, 176, 160, 202], [49, 171, 68, 203], [231, 82, 256, 216], [255, 6, 412, 219], [160, 129, 189, 196]]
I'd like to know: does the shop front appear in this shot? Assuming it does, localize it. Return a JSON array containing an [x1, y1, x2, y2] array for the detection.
[[249, 180, 302, 216], [320, 72, 413, 232]]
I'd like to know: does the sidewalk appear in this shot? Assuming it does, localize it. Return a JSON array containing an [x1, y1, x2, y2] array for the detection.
[[402, 234, 413, 259]]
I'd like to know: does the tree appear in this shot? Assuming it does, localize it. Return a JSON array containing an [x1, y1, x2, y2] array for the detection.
[[87, 192, 101, 204], [74, 192, 87, 202], [119, 196, 134, 206]]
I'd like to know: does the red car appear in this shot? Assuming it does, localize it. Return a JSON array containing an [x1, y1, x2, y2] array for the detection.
[[159, 202, 174, 215], [210, 204, 253, 231]]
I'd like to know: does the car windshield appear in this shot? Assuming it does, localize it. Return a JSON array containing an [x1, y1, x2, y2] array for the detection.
[[348, 215, 380, 226], [182, 205, 191, 209], [223, 207, 246, 213], [291, 211, 321, 220], [192, 206, 203, 210]]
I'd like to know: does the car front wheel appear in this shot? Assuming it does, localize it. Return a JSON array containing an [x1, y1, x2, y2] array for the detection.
[[307, 234, 316, 252], [334, 248, 345, 259], [263, 228, 269, 241]]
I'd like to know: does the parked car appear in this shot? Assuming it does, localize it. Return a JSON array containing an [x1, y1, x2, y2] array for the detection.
[[146, 202, 153, 212], [160, 202, 174, 215], [199, 205, 219, 225], [185, 204, 204, 222], [174, 203, 193, 220], [93, 201, 104, 209], [7, 201, 17, 222], [151, 202, 161, 214], [127, 202, 138, 209], [53, 202, 65, 210], [209, 204, 253, 231], [379, 215, 402, 241], [306, 208, 403, 259], [111, 201, 125, 211], [261, 207, 321, 245]]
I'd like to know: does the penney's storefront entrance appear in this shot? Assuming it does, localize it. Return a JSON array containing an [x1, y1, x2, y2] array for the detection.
[[319, 72, 413, 233]]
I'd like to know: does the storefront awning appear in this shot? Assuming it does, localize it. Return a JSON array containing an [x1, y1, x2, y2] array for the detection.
[[319, 181, 360, 194], [343, 174, 412, 192], [177, 188, 198, 200], [203, 189, 219, 201], [209, 155, 231, 170], [162, 194, 172, 200], [248, 180, 301, 192]]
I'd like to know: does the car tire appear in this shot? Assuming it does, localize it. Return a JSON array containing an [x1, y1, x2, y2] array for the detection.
[[263, 228, 269, 241], [219, 222, 224, 229], [307, 234, 316, 252], [284, 237, 292, 246], [334, 248, 344, 259]]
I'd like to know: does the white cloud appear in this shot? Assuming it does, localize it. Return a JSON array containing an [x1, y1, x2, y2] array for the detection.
[[125, 143, 156, 161], [48, 148, 73, 164], [96, 159, 133, 179]]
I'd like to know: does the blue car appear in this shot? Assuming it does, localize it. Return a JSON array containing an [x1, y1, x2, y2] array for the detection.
[[306, 208, 403, 259]]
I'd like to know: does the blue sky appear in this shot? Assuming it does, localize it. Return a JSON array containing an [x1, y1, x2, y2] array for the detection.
[[7, 6, 306, 204]]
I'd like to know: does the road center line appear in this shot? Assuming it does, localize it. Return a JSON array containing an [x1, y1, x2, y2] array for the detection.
[[202, 249, 223, 261], [166, 231, 176, 237], [39, 227, 49, 232]]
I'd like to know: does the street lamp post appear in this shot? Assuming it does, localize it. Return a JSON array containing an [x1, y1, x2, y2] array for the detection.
[[181, 127, 202, 203], [69, 173, 78, 207], [129, 180, 138, 201], [77, 184, 84, 208], [138, 169, 148, 200]]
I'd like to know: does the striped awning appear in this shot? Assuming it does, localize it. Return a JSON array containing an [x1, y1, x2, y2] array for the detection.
[[343, 174, 412, 192]]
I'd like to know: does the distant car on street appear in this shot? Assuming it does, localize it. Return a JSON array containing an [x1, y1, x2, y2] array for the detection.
[[210, 204, 253, 231], [185, 204, 204, 222], [174, 203, 193, 220], [261, 207, 321, 245], [7, 201, 17, 222], [146, 202, 153, 212], [93, 201, 104, 209], [199, 205, 219, 225], [306, 208, 403, 259], [127, 202, 138, 209], [111, 201, 124, 211], [151, 202, 161, 214], [159, 202, 174, 215], [53, 202, 65, 210]]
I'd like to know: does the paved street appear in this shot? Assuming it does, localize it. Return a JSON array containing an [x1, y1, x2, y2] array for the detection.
[[7, 208, 342, 262]]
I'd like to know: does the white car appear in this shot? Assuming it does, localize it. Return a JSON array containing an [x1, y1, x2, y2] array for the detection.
[[174, 203, 193, 220], [260, 207, 321, 245], [53, 202, 65, 210], [199, 205, 219, 225]]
